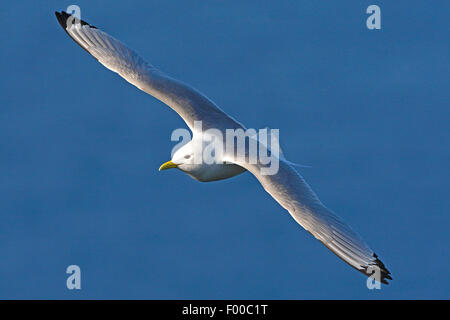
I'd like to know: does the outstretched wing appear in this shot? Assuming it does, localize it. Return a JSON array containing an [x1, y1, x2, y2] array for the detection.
[[55, 11, 242, 131], [228, 155, 392, 284]]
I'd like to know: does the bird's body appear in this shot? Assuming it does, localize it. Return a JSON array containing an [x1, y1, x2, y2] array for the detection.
[[182, 161, 246, 182], [172, 139, 247, 182], [55, 10, 392, 284]]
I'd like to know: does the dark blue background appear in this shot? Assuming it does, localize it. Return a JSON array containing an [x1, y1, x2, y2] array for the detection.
[[0, 1, 448, 298]]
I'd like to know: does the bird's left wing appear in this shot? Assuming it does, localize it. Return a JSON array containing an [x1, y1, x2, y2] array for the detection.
[[55, 11, 242, 131], [226, 154, 392, 284]]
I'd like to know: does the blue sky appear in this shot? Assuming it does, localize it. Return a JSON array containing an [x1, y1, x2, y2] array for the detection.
[[0, 1, 448, 299]]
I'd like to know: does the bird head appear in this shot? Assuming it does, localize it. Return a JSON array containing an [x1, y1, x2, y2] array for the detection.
[[159, 143, 195, 173]]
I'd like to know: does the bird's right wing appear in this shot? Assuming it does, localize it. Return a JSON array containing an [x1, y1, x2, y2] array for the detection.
[[55, 11, 241, 131], [226, 154, 392, 284]]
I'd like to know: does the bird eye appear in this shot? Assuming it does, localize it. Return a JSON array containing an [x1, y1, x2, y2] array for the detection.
[[184, 155, 191, 159]]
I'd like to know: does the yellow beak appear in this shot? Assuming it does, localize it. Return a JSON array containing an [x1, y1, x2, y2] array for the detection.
[[159, 160, 178, 171]]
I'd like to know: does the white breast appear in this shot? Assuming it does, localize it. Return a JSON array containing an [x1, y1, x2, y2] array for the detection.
[[184, 163, 246, 182]]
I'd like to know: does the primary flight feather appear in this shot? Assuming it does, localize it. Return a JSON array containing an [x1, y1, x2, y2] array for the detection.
[[55, 10, 392, 284]]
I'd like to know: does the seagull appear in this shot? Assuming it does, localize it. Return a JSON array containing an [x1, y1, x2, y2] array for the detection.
[[55, 10, 392, 284]]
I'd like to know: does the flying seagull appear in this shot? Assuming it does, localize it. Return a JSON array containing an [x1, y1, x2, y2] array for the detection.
[[55, 10, 392, 284]]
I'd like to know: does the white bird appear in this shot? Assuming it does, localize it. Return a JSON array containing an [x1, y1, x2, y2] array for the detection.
[[55, 11, 392, 284]]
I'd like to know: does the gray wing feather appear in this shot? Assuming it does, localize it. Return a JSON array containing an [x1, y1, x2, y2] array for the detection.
[[55, 11, 241, 131]]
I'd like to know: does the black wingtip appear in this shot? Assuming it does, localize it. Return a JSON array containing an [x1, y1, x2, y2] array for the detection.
[[54, 10, 97, 30], [54, 10, 100, 60], [365, 253, 392, 285], [54, 11, 66, 29]]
